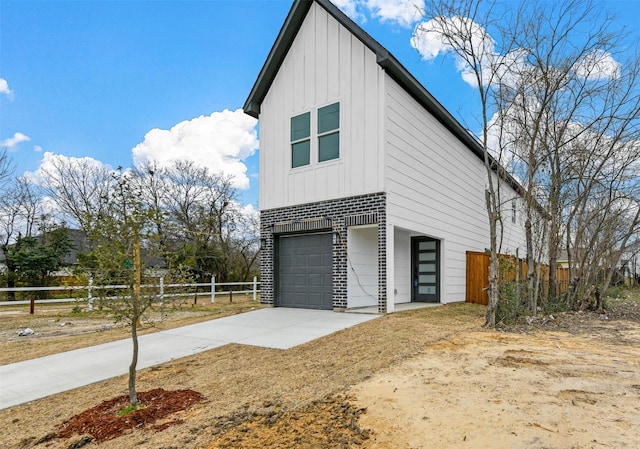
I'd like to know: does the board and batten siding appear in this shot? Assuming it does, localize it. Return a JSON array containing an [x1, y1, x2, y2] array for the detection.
[[346, 226, 379, 308], [259, 3, 385, 210], [383, 75, 527, 302]]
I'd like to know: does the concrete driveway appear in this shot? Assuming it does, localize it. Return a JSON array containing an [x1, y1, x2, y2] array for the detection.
[[0, 308, 379, 410]]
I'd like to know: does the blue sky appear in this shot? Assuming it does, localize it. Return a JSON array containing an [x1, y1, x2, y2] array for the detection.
[[1, 0, 639, 208]]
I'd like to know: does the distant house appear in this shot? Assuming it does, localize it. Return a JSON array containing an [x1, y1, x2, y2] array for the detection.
[[0, 228, 169, 280], [0, 228, 87, 272], [557, 249, 581, 270], [55, 229, 168, 276], [59, 229, 90, 267], [244, 0, 526, 313], [620, 241, 640, 284]]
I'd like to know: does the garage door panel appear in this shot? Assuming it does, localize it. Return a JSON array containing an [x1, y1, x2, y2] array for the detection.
[[307, 293, 324, 305], [308, 254, 324, 266], [308, 274, 324, 286], [294, 273, 307, 284], [279, 265, 293, 274], [277, 233, 333, 310]]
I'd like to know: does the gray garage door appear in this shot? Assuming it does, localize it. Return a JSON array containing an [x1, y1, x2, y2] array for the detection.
[[277, 233, 333, 310]]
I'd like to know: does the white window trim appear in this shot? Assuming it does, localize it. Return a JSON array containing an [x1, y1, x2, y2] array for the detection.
[[289, 101, 341, 170]]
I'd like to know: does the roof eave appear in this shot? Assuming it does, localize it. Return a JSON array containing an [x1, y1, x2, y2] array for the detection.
[[243, 0, 314, 118], [242, 0, 529, 199]]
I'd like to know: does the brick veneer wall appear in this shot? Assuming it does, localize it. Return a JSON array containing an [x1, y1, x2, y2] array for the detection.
[[260, 192, 387, 313]]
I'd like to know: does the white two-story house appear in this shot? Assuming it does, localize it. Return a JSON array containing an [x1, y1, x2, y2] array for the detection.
[[243, 0, 526, 313]]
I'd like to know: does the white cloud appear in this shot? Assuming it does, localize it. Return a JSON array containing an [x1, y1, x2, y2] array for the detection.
[[412, 16, 495, 60], [34, 145, 43, 152], [132, 109, 259, 190], [28, 151, 112, 186], [410, 19, 450, 59], [365, 0, 424, 27], [332, 0, 424, 27], [0, 78, 13, 99], [241, 203, 259, 222], [332, 0, 364, 22], [412, 16, 499, 87], [573, 50, 620, 81], [412, 15, 621, 89], [0, 132, 30, 152]]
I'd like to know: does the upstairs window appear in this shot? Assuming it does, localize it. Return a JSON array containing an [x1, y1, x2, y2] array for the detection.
[[291, 111, 310, 168], [318, 102, 340, 162], [290, 102, 340, 168]]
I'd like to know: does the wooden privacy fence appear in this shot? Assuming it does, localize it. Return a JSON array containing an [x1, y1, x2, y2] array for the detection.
[[466, 251, 570, 305]]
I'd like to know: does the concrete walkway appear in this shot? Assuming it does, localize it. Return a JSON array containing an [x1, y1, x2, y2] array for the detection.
[[0, 308, 379, 410]]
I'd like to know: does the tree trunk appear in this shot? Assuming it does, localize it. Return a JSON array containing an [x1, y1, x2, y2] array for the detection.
[[602, 207, 640, 297], [6, 273, 16, 301], [525, 217, 536, 315], [547, 246, 558, 302], [129, 239, 142, 406], [129, 318, 139, 406], [2, 245, 16, 301], [485, 190, 500, 327], [546, 207, 561, 305]]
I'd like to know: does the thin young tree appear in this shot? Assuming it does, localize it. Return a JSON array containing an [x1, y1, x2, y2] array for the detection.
[[84, 168, 158, 406]]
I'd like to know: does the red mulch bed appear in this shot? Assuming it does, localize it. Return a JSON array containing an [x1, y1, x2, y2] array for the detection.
[[57, 388, 206, 443]]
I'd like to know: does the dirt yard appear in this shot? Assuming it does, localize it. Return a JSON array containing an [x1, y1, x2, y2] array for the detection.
[[1, 296, 639, 449], [0, 294, 262, 365]]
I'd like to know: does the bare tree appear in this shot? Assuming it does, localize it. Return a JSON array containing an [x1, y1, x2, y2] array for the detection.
[[229, 207, 260, 280], [130, 160, 259, 282], [491, 0, 639, 312], [415, 0, 523, 326], [159, 160, 241, 282], [418, 0, 640, 322], [130, 161, 172, 268], [0, 149, 14, 191], [565, 131, 640, 304], [0, 178, 42, 299], [39, 154, 114, 232]]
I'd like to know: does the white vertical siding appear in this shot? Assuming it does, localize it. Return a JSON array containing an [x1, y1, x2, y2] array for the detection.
[[347, 226, 379, 308], [384, 75, 526, 302], [259, 3, 385, 210], [393, 228, 412, 304], [499, 195, 528, 257]]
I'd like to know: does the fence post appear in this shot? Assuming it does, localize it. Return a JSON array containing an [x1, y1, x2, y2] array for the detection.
[[253, 276, 257, 301], [87, 277, 93, 311], [211, 276, 216, 304], [159, 276, 164, 306]]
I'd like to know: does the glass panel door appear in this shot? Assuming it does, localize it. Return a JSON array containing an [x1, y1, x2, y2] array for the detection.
[[412, 237, 440, 302]]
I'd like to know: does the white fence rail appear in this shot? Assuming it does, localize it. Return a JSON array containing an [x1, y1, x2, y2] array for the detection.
[[0, 276, 260, 312]]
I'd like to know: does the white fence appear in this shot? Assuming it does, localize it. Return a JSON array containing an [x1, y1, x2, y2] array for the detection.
[[0, 276, 260, 312]]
